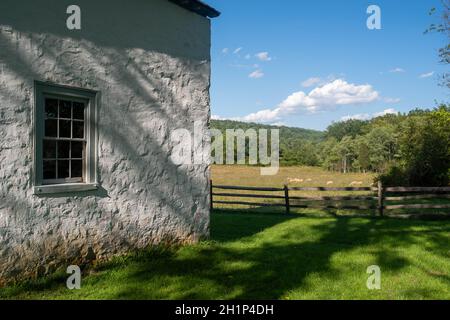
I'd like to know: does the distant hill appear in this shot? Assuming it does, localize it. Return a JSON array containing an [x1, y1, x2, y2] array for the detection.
[[210, 119, 325, 166], [211, 120, 324, 142]]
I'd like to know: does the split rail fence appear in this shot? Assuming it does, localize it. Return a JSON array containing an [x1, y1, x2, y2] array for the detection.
[[210, 181, 450, 216]]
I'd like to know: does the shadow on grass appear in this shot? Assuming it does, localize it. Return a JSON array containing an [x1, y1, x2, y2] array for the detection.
[[211, 209, 298, 242], [1, 211, 449, 300], [111, 212, 448, 299]]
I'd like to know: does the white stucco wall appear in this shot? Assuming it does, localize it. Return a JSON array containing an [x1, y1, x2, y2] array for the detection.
[[0, 0, 212, 284]]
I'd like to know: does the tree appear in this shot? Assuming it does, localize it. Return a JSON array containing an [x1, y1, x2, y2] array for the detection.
[[320, 137, 340, 171], [365, 126, 399, 172], [380, 105, 450, 186], [425, 0, 450, 88], [354, 136, 371, 173], [399, 105, 450, 185], [337, 136, 356, 173], [326, 119, 368, 141]]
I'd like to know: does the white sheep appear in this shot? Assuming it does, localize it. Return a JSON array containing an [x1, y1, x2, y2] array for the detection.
[[287, 178, 304, 183]]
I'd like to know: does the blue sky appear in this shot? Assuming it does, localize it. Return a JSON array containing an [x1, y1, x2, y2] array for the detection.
[[207, 0, 449, 130]]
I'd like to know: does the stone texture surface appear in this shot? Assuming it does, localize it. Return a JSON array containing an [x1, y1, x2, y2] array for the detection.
[[0, 0, 212, 284]]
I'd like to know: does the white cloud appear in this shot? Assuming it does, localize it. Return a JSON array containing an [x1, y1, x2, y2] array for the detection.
[[301, 77, 322, 88], [300, 74, 343, 88], [270, 122, 287, 127], [222, 48, 229, 54], [255, 52, 272, 61], [341, 108, 398, 121], [341, 113, 371, 121], [306, 79, 379, 106], [249, 70, 264, 79], [238, 79, 379, 123], [373, 108, 398, 117], [419, 71, 434, 78], [233, 47, 243, 54], [384, 97, 401, 103], [239, 108, 280, 122], [389, 67, 405, 73]]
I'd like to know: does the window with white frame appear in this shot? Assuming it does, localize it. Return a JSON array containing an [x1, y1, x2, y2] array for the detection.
[[34, 82, 99, 194]]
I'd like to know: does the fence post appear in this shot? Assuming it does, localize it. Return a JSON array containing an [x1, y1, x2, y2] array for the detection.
[[377, 181, 384, 217], [284, 185, 290, 214], [210, 180, 214, 212]]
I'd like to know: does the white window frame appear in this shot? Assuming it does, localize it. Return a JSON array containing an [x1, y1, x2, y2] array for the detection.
[[33, 81, 99, 195]]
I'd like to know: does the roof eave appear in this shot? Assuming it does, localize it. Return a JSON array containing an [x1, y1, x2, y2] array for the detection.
[[168, 0, 221, 18]]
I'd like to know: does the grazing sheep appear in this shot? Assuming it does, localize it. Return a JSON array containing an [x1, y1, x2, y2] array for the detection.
[[306, 178, 312, 182], [326, 181, 334, 185], [349, 181, 363, 186], [287, 178, 303, 184]]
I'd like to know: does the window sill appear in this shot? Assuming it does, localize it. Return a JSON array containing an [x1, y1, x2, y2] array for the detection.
[[34, 183, 99, 195]]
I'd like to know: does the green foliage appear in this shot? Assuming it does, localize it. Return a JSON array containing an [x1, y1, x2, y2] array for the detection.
[[378, 165, 409, 187], [211, 120, 324, 142], [326, 119, 367, 140], [396, 105, 450, 186], [425, 0, 449, 88], [211, 119, 325, 166], [321, 106, 450, 186]]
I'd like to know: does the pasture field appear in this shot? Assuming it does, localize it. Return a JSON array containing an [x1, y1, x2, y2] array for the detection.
[[1, 212, 449, 300], [212, 165, 377, 216], [211, 165, 450, 217], [211, 165, 375, 189]]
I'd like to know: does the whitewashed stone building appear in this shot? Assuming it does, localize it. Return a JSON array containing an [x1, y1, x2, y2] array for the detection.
[[0, 0, 219, 284]]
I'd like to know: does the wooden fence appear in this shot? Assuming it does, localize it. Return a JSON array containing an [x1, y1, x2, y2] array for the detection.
[[211, 181, 450, 216]]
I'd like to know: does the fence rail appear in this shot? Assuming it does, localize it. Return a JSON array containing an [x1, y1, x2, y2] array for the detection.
[[288, 187, 377, 191], [210, 181, 450, 216]]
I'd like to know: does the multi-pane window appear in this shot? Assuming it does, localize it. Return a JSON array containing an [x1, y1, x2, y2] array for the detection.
[[34, 82, 98, 194], [42, 97, 86, 184]]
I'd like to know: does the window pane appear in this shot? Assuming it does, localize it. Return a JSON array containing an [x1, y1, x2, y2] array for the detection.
[[43, 160, 56, 180], [57, 160, 70, 179], [59, 120, 71, 138], [73, 102, 85, 120], [71, 141, 84, 158], [45, 99, 58, 118], [71, 160, 83, 178], [43, 140, 56, 159], [45, 119, 57, 137], [72, 121, 84, 139], [57, 141, 70, 158], [59, 100, 72, 118]]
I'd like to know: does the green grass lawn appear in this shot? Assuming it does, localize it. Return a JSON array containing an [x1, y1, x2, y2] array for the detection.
[[1, 211, 449, 300]]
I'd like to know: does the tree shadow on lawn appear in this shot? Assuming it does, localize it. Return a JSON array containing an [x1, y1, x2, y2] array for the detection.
[[109, 212, 449, 300], [2, 212, 449, 300]]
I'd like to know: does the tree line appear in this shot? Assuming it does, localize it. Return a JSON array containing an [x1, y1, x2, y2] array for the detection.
[[318, 105, 449, 186], [211, 105, 450, 186]]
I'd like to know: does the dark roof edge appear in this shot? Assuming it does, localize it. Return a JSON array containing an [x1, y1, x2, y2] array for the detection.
[[168, 0, 221, 18]]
